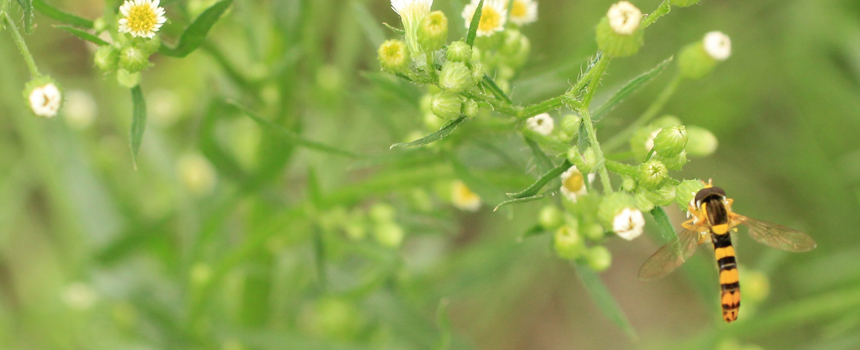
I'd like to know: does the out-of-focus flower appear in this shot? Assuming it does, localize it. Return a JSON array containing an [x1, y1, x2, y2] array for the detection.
[[703, 31, 732, 61], [526, 113, 554, 136], [25, 79, 62, 118], [452, 180, 481, 211], [462, 0, 507, 37], [607, 1, 641, 35], [560, 166, 587, 203], [508, 0, 538, 26]]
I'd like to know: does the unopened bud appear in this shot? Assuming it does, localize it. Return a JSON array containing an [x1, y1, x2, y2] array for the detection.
[[596, 2, 644, 57], [587, 245, 612, 272], [378, 39, 410, 73], [374, 223, 404, 248], [539, 205, 564, 230], [446, 40, 471, 62], [431, 92, 462, 120], [554, 225, 585, 260], [634, 191, 655, 212], [653, 125, 688, 157], [561, 114, 581, 135], [685, 125, 718, 157], [638, 160, 668, 190], [94, 45, 119, 72], [658, 150, 688, 170], [675, 179, 706, 209], [119, 46, 150, 73], [500, 29, 523, 56], [463, 99, 479, 118], [418, 11, 448, 52], [439, 61, 474, 93]]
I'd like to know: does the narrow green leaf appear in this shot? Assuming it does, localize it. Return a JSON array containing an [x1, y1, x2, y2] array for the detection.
[[390, 116, 467, 149], [307, 167, 323, 208], [130, 86, 147, 167], [435, 298, 452, 350], [383, 22, 405, 36], [228, 100, 362, 158], [54, 25, 108, 45], [518, 224, 547, 242], [482, 75, 512, 104], [593, 56, 673, 121], [465, 0, 484, 47], [32, 0, 93, 28], [507, 159, 571, 199], [650, 206, 678, 241], [525, 137, 554, 174], [159, 0, 233, 57], [312, 225, 327, 290], [573, 263, 638, 341], [353, 1, 386, 49], [494, 192, 552, 212], [17, 0, 34, 34]]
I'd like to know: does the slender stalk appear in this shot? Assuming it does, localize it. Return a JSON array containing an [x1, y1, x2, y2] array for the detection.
[[573, 57, 614, 193], [4, 12, 41, 78], [462, 91, 521, 116], [426, 53, 438, 81], [604, 73, 683, 152], [641, 0, 671, 29], [518, 95, 567, 120], [605, 160, 637, 177]]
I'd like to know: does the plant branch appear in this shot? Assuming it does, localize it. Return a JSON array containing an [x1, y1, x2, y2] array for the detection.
[[4, 12, 41, 78]]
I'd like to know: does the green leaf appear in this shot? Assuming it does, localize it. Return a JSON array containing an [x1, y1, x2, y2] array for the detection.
[[525, 137, 554, 174], [435, 298, 452, 350], [482, 75, 512, 104], [573, 263, 638, 341], [593, 56, 673, 121], [465, 0, 484, 47], [54, 25, 108, 45], [32, 0, 93, 28], [517, 224, 547, 242], [312, 225, 327, 290], [507, 159, 571, 199], [650, 206, 678, 241], [494, 192, 552, 212], [130, 86, 147, 167], [383, 22, 405, 36], [390, 116, 467, 149], [159, 0, 233, 58], [228, 100, 362, 158], [17, 0, 34, 34]]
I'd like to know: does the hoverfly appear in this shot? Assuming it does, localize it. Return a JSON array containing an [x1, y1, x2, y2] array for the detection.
[[638, 182, 817, 323]]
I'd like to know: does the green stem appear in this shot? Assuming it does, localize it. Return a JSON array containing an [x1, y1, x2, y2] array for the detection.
[[426, 53, 438, 82], [4, 12, 41, 78], [641, 0, 671, 29], [518, 95, 576, 120], [605, 160, 637, 177], [462, 91, 521, 116], [573, 57, 614, 193], [604, 73, 683, 152]]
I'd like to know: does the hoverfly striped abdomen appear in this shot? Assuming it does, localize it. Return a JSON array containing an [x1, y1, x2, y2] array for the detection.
[[698, 187, 741, 323]]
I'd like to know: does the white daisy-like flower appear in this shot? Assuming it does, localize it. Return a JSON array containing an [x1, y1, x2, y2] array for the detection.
[[391, 0, 434, 54], [462, 0, 508, 37], [613, 208, 645, 240], [118, 0, 167, 39], [560, 166, 588, 203], [703, 31, 731, 61], [508, 0, 538, 26], [607, 1, 641, 35], [63, 90, 97, 129], [526, 113, 554, 136], [29, 83, 62, 118], [452, 180, 481, 211]]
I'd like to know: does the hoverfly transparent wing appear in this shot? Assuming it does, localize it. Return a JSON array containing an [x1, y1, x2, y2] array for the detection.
[[639, 228, 703, 281], [736, 215, 817, 252]]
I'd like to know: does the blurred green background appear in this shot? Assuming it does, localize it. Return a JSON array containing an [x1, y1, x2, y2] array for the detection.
[[1, 0, 860, 349]]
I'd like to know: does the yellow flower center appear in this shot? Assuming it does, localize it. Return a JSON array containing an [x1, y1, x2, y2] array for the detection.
[[127, 5, 157, 33], [382, 43, 405, 63], [455, 183, 479, 202], [563, 171, 584, 192], [478, 7, 502, 32], [510, 1, 527, 18]]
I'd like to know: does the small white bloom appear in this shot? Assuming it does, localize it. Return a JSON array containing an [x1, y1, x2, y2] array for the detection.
[[178, 153, 217, 195], [560, 166, 588, 203], [703, 31, 731, 61], [61, 282, 98, 310], [526, 113, 554, 136], [118, 0, 167, 39], [452, 180, 481, 211], [391, 0, 434, 54], [462, 0, 508, 37], [63, 90, 97, 129], [28, 83, 62, 118], [508, 0, 538, 26], [607, 1, 641, 35], [613, 208, 645, 240]]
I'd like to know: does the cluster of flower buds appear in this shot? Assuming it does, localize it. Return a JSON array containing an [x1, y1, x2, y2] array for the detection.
[[94, 0, 167, 87], [319, 203, 406, 248]]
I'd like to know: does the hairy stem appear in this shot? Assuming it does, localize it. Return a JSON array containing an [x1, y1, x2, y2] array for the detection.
[[642, 0, 671, 29], [574, 56, 614, 193], [4, 12, 41, 78]]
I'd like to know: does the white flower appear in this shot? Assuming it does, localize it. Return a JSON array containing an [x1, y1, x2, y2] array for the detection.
[[607, 1, 641, 35], [526, 113, 554, 136], [118, 0, 167, 38], [643, 128, 662, 153], [462, 0, 508, 37], [560, 166, 587, 203], [28, 83, 62, 118], [703, 31, 731, 61], [391, 0, 434, 54], [63, 90, 97, 129], [452, 180, 481, 211], [613, 208, 645, 240], [508, 0, 538, 26]]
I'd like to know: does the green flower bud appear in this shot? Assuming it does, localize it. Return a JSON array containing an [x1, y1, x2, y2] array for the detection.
[[671, 0, 702, 7], [506, 35, 531, 68], [136, 36, 161, 55], [463, 99, 479, 118], [470, 61, 485, 86], [675, 179, 705, 209], [630, 126, 660, 162], [648, 185, 676, 206], [583, 223, 605, 241], [653, 125, 688, 157], [431, 92, 462, 120], [685, 125, 718, 157], [119, 46, 150, 73], [446, 41, 471, 62], [651, 115, 683, 128], [439, 61, 473, 93], [581, 148, 597, 174], [587, 246, 612, 272], [93, 17, 107, 32], [374, 223, 404, 248], [369, 203, 395, 223], [94, 45, 120, 72], [634, 191, 655, 212], [638, 160, 668, 190], [621, 176, 637, 192], [561, 114, 582, 135], [500, 29, 522, 56], [595, 2, 644, 58], [539, 205, 564, 229], [378, 39, 410, 73], [418, 11, 448, 52], [116, 68, 141, 88], [597, 192, 637, 229], [658, 150, 688, 170], [678, 42, 717, 80], [553, 225, 585, 260]]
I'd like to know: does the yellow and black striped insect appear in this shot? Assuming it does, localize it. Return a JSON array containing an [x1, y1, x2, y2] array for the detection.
[[638, 182, 817, 323]]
